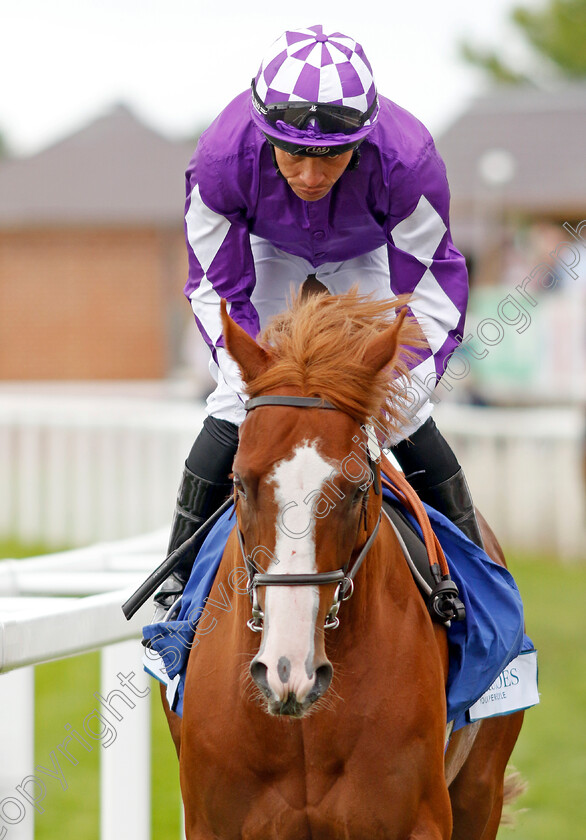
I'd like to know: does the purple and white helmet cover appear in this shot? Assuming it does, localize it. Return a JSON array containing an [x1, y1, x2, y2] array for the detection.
[[251, 24, 379, 147]]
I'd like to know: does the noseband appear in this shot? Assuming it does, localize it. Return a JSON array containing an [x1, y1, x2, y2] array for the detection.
[[237, 395, 382, 632]]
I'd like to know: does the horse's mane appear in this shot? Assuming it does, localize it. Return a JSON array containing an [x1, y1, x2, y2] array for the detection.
[[245, 288, 426, 438]]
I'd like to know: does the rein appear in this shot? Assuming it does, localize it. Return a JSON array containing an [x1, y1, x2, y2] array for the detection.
[[378, 455, 465, 624], [239, 394, 465, 631]]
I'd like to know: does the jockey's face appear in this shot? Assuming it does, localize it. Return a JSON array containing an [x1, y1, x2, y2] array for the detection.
[[274, 148, 353, 202]]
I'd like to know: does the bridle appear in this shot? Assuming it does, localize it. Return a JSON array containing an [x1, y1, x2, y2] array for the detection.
[[122, 399, 465, 627], [236, 395, 382, 632]]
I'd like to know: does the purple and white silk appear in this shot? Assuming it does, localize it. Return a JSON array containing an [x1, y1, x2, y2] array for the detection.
[[184, 90, 468, 441], [255, 25, 377, 113], [251, 25, 379, 146]]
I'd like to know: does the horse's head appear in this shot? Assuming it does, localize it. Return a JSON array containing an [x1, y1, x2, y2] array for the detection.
[[221, 291, 422, 717]]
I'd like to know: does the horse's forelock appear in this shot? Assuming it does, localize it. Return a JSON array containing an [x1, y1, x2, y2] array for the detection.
[[245, 290, 425, 435]]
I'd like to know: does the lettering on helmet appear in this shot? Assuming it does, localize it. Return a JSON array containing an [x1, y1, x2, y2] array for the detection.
[[252, 98, 267, 115], [304, 146, 332, 156]]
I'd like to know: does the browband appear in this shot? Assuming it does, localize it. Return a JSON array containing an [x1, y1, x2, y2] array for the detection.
[[245, 396, 337, 411]]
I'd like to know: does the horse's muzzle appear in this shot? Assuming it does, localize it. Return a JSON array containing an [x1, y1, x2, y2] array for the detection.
[[250, 660, 333, 717]]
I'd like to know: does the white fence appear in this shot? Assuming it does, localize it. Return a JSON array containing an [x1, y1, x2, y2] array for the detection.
[[0, 388, 206, 549], [0, 388, 583, 559], [435, 403, 585, 561], [0, 530, 175, 840]]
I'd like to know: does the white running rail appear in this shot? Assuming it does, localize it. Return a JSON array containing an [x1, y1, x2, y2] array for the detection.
[[0, 389, 206, 549], [0, 530, 180, 840], [436, 403, 585, 561]]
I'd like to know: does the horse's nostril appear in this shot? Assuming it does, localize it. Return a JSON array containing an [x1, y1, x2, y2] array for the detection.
[[250, 660, 272, 698], [308, 662, 333, 702]]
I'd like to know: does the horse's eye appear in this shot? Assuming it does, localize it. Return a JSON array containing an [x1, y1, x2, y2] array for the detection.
[[233, 475, 247, 500]]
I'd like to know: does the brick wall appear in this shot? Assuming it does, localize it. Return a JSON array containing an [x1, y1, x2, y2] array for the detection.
[[0, 226, 188, 379]]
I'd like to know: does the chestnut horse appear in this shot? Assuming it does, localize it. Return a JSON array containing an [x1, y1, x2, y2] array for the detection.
[[163, 291, 524, 840]]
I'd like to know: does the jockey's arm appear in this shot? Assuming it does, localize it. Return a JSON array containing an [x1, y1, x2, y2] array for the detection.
[[183, 147, 257, 427], [384, 141, 469, 443]]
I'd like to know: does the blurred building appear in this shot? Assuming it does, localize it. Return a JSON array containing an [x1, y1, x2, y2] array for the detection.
[[1, 92, 584, 404], [437, 82, 586, 285], [436, 84, 586, 406], [0, 105, 197, 381]]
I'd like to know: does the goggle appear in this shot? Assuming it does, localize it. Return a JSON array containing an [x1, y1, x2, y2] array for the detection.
[[251, 79, 377, 136]]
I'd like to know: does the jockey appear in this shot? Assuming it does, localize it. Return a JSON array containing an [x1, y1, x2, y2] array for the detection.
[[154, 24, 483, 616]]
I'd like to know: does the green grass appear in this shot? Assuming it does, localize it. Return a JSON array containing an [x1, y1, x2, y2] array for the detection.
[[33, 653, 100, 838], [0, 538, 71, 560], [3, 539, 586, 837], [32, 657, 181, 840], [496, 553, 586, 839]]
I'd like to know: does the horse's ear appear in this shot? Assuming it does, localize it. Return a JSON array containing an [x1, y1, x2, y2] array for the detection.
[[220, 299, 271, 383], [361, 308, 409, 374]]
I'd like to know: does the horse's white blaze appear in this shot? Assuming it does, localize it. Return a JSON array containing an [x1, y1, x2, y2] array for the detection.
[[259, 441, 333, 703]]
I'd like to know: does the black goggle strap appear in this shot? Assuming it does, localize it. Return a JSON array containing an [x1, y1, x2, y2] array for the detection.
[[252, 79, 377, 134], [265, 132, 362, 158]]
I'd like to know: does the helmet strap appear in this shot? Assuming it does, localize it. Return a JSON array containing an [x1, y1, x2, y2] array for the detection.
[[268, 143, 287, 180]]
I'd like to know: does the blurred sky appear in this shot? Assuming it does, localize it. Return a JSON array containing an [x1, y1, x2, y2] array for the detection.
[[0, 0, 526, 156]]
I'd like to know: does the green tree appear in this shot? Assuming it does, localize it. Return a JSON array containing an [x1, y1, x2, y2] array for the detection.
[[461, 0, 586, 83]]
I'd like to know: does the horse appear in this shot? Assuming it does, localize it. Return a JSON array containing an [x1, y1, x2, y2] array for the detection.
[[162, 289, 525, 840]]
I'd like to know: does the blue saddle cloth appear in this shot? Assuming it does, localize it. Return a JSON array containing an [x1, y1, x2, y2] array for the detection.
[[143, 487, 532, 729]]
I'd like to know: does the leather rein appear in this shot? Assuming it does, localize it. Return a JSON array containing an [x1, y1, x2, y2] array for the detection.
[[237, 394, 463, 633]]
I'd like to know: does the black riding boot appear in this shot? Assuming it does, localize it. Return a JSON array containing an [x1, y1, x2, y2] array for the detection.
[[392, 417, 484, 549], [152, 415, 240, 618], [153, 466, 233, 616], [417, 468, 484, 548]]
